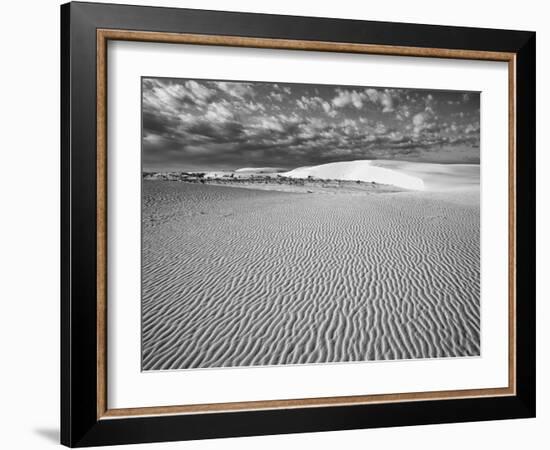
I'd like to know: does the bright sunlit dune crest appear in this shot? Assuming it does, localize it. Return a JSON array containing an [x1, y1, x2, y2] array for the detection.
[[368, 160, 480, 191], [283, 160, 480, 192], [283, 160, 425, 191]]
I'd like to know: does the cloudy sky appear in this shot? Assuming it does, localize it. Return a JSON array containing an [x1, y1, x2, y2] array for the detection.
[[142, 77, 480, 171]]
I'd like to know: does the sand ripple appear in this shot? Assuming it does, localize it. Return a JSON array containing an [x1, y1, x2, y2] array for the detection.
[[142, 182, 480, 370]]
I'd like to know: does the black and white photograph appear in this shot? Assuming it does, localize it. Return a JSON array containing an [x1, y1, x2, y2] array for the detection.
[[141, 77, 481, 371]]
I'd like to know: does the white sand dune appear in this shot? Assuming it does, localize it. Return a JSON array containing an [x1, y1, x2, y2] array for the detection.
[[141, 181, 480, 370], [283, 160, 479, 192], [283, 160, 425, 190], [369, 160, 480, 191]]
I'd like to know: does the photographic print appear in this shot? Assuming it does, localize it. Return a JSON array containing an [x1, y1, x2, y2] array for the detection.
[[141, 77, 481, 371]]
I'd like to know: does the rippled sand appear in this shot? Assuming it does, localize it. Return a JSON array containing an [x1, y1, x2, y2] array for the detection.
[[142, 181, 480, 370]]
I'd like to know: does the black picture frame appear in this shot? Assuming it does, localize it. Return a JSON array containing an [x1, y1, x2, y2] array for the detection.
[[61, 1, 535, 447]]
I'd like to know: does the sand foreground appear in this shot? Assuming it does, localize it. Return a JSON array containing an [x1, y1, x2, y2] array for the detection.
[[142, 181, 480, 370]]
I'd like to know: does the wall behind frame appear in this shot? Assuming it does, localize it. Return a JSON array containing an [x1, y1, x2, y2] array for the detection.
[[0, 0, 546, 449]]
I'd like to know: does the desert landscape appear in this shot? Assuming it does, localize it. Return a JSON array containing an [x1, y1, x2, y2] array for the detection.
[[141, 78, 481, 370], [141, 160, 480, 370]]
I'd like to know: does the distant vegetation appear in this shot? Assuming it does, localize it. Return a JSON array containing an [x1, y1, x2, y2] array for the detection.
[[142, 171, 379, 186], [140, 171, 400, 196]]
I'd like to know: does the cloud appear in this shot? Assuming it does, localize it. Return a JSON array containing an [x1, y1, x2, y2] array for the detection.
[[185, 120, 245, 142], [142, 78, 480, 170], [185, 80, 216, 103], [332, 89, 366, 109], [379, 92, 394, 112], [374, 122, 387, 134], [321, 101, 337, 117], [214, 81, 254, 99], [464, 122, 480, 134], [365, 88, 395, 112], [243, 101, 266, 112], [204, 102, 233, 122], [142, 78, 216, 113], [388, 131, 404, 142], [142, 109, 179, 136], [412, 109, 437, 135], [395, 105, 410, 121], [255, 117, 284, 132], [296, 95, 325, 110]]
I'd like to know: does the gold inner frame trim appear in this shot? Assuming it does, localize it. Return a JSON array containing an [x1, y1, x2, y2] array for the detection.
[[96, 28, 517, 420]]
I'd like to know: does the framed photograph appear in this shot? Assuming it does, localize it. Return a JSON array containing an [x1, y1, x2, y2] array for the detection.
[[61, 1, 536, 447]]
